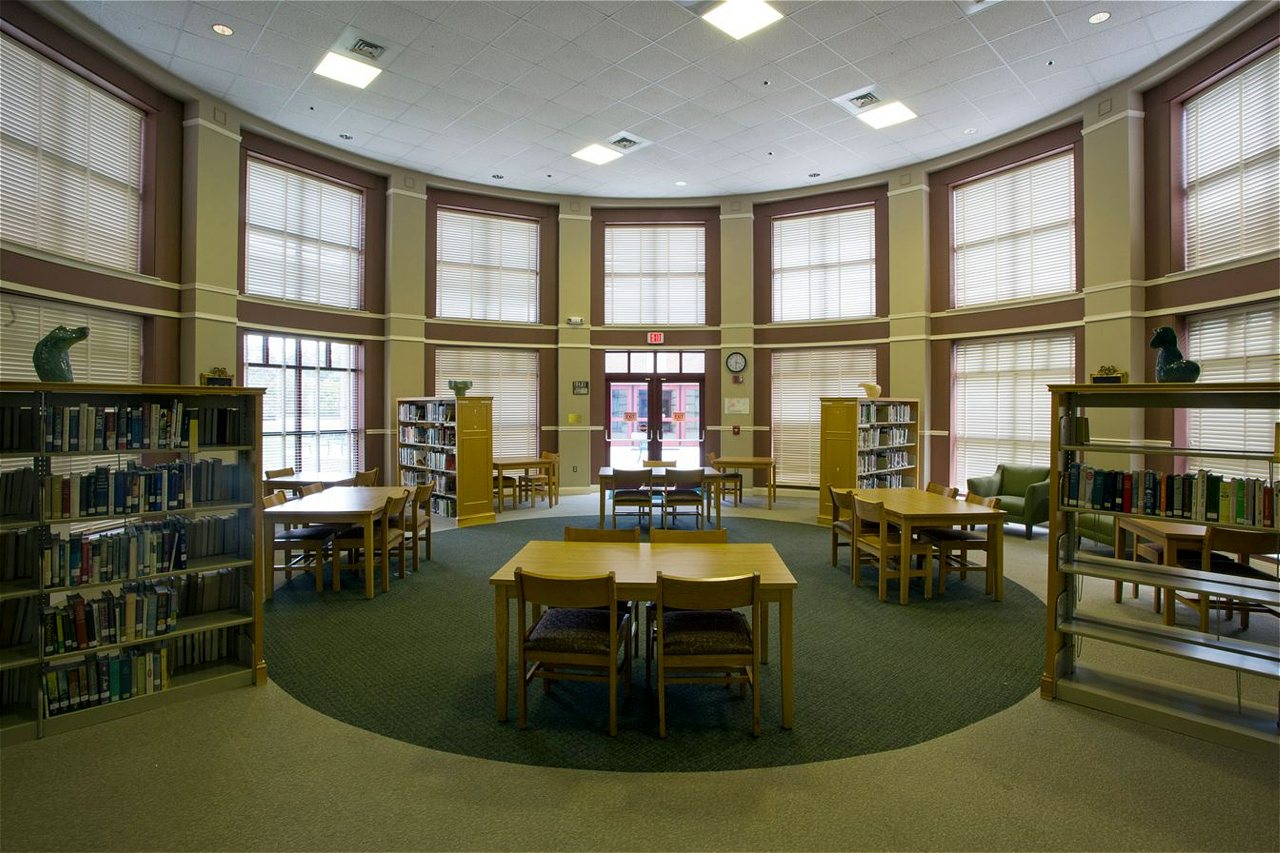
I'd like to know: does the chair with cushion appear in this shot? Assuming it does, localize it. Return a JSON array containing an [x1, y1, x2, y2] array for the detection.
[[853, 496, 935, 601], [611, 468, 654, 529], [967, 463, 1050, 539], [407, 482, 434, 568], [563, 526, 641, 543], [264, 467, 295, 494], [919, 493, 1001, 596], [661, 468, 705, 529], [646, 528, 729, 685], [515, 568, 632, 736], [829, 486, 856, 573], [1172, 526, 1280, 632], [267, 487, 336, 597], [655, 571, 762, 738], [707, 452, 742, 506], [332, 489, 409, 592], [353, 468, 380, 487]]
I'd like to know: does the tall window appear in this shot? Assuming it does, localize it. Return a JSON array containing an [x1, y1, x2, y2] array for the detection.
[[1185, 305, 1280, 478], [0, 294, 140, 383], [1182, 48, 1279, 270], [772, 206, 875, 322], [244, 158, 364, 309], [243, 333, 362, 473], [952, 152, 1075, 308], [0, 34, 143, 272], [436, 209, 539, 323], [436, 348, 538, 457], [771, 348, 877, 486], [604, 225, 705, 324], [952, 333, 1075, 486]]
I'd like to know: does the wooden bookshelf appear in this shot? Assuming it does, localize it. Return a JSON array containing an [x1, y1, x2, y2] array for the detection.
[[393, 396, 494, 527], [817, 396, 920, 524]]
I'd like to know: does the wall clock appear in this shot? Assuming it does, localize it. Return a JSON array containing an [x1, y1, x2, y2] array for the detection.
[[725, 351, 748, 373]]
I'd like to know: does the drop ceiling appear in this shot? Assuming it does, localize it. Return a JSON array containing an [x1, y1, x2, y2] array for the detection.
[[64, 0, 1246, 198]]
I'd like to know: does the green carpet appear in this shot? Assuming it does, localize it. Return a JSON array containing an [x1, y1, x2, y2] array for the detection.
[[263, 515, 1043, 772]]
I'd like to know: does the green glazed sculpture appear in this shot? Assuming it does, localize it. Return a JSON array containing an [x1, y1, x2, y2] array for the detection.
[[33, 325, 89, 382], [1150, 325, 1200, 383]]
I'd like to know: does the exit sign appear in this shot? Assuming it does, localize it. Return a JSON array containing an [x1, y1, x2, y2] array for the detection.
[[647, 332, 665, 344]]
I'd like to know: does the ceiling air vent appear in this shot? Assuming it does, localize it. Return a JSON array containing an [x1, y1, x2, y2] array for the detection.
[[846, 91, 880, 110], [606, 131, 652, 153], [349, 38, 386, 61], [833, 89, 883, 118]]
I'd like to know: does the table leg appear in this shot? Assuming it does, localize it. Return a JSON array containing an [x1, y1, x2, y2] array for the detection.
[[760, 602, 770, 665], [364, 512, 375, 599], [768, 463, 775, 509], [1162, 542, 1177, 626], [262, 515, 273, 602], [779, 592, 793, 729], [380, 509, 391, 593], [1113, 526, 1127, 602], [494, 586, 509, 722], [899, 519, 913, 605], [991, 519, 1004, 601], [598, 479, 607, 528]]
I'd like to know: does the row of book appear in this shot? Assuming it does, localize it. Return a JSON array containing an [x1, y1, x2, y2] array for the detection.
[[399, 447, 456, 471], [1062, 464, 1278, 527], [0, 526, 39, 582], [399, 402, 455, 423], [0, 666, 33, 710], [859, 402, 913, 424], [0, 596, 38, 649], [858, 427, 912, 450], [399, 425, 456, 448], [858, 450, 912, 473], [0, 467, 39, 519], [856, 472, 910, 488], [0, 401, 248, 453], [41, 460, 244, 520]]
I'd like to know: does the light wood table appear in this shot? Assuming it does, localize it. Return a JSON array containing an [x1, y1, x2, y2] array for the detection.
[[493, 456, 557, 512], [711, 456, 777, 509], [262, 485, 408, 600], [1113, 516, 1208, 626], [264, 470, 356, 495], [597, 467, 724, 528], [489, 540, 798, 728], [849, 487, 1007, 604]]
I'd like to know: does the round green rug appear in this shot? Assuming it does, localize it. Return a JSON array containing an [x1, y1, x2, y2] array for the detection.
[[263, 515, 1042, 772]]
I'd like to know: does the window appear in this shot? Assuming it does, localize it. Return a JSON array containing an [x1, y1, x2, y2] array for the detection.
[[952, 333, 1075, 486], [244, 158, 364, 309], [436, 209, 539, 323], [0, 33, 143, 272], [243, 333, 362, 473], [436, 348, 538, 458], [771, 348, 877, 487], [0, 293, 141, 383], [604, 225, 705, 324], [772, 206, 876, 322], [1182, 48, 1279, 270], [952, 152, 1075, 308], [1185, 305, 1280, 478]]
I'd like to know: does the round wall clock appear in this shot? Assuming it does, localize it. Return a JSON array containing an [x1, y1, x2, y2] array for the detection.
[[725, 351, 748, 373]]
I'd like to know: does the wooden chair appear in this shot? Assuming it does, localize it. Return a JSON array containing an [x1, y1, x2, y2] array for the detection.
[[642, 459, 676, 468], [661, 468, 705, 529], [829, 486, 856, 572], [611, 468, 654, 529], [707, 452, 742, 506], [563, 526, 641, 543], [655, 571, 761, 738], [264, 467, 294, 494], [518, 452, 559, 507], [1173, 526, 1280, 631], [852, 496, 935, 601], [645, 527, 730, 685], [353, 468, 379, 486], [407, 482, 434, 568], [331, 489, 409, 592], [515, 568, 631, 736], [493, 472, 519, 510], [266, 488, 335, 597], [926, 482, 959, 498], [919, 493, 1002, 596]]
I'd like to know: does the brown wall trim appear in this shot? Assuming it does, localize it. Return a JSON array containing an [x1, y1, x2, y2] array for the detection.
[[752, 350, 771, 457], [1145, 258, 1279, 312], [237, 301, 383, 338], [928, 338, 951, 486], [0, 252, 180, 313], [930, 298, 1084, 337], [538, 348, 557, 454], [753, 320, 890, 346], [239, 132, 387, 315], [424, 322, 558, 346], [589, 207, 721, 328], [752, 186, 889, 325], [928, 123, 1084, 313], [1144, 15, 1280, 278], [142, 317, 180, 385]]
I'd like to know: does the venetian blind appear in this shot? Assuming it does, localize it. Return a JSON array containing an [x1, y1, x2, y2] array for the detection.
[[952, 152, 1075, 308], [244, 158, 364, 309], [0, 33, 143, 272], [772, 206, 876, 321], [770, 347, 877, 487], [1185, 305, 1280, 478], [604, 225, 705, 325], [953, 333, 1075, 486], [435, 349, 538, 458], [1183, 48, 1280, 270], [436, 209, 539, 323]]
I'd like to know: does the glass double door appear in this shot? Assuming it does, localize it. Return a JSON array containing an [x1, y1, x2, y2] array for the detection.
[[606, 375, 703, 469]]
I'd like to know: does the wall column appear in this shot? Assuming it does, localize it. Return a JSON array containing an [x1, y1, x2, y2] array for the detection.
[[383, 180, 428, 478], [719, 203, 756, 463], [557, 203, 593, 491], [886, 172, 932, 478]]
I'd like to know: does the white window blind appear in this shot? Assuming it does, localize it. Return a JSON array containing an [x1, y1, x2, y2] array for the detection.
[[0, 34, 143, 272], [0, 293, 140, 383], [772, 206, 876, 322], [1183, 48, 1280, 270], [953, 333, 1075, 486], [604, 225, 705, 325], [243, 333, 361, 473], [770, 348, 877, 487], [244, 158, 364, 309], [1185, 305, 1280, 478], [952, 152, 1075, 308], [435, 349, 538, 458], [436, 209, 539, 323]]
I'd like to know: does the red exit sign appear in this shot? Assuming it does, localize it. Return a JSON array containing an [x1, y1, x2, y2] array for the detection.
[[647, 332, 665, 345]]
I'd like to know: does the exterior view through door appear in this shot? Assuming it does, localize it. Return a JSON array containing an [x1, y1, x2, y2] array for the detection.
[[605, 350, 705, 469]]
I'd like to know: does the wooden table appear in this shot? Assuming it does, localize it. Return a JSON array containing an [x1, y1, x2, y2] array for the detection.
[[1113, 516, 1208, 625], [849, 487, 1007, 604], [489, 540, 798, 728], [493, 456, 557, 512], [262, 486, 408, 600], [264, 470, 356, 494], [597, 467, 724, 528], [711, 456, 777, 509]]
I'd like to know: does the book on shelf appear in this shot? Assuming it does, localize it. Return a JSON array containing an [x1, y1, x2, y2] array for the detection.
[[1062, 462, 1277, 526]]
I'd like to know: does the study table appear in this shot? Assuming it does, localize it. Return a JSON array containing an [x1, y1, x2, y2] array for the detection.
[[597, 466, 725, 528], [1113, 516, 1207, 625], [262, 485, 408, 600], [710, 456, 777, 509], [493, 456, 558, 512], [263, 470, 356, 495], [847, 487, 1007, 604], [489, 540, 798, 728]]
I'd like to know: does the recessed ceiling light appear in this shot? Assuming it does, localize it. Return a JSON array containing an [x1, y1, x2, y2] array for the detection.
[[491, 174, 504, 180], [703, 0, 783, 40], [314, 51, 381, 89], [855, 101, 917, 130], [963, 127, 978, 135], [211, 23, 233, 36], [572, 144, 623, 165], [1088, 11, 1111, 24], [339, 133, 354, 140], [808, 172, 821, 178], [675, 181, 688, 187]]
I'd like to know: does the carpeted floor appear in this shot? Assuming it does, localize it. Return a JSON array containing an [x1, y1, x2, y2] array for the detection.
[[263, 514, 1043, 771]]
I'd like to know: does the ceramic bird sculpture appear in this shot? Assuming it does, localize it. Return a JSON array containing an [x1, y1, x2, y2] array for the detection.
[[33, 325, 89, 382], [1150, 326, 1200, 383]]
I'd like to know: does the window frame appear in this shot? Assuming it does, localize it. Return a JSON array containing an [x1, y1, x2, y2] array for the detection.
[[434, 347, 539, 459], [434, 206, 541, 324]]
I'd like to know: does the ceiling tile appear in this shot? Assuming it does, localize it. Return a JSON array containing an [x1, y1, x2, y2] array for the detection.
[[790, 0, 875, 40], [408, 24, 486, 67], [696, 43, 771, 80], [357, 135, 415, 160], [438, 69, 506, 103], [379, 120, 432, 144], [484, 86, 542, 118], [876, 0, 964, 40], [367, 71, 436, 104], [174, 31, 246, 73], [1086, 45, 1160, 85], [1007, 49, 1082, 84], [1051, 2, 1145, 41], [574, 19, 652, 63], [537, 42, 612, 82], [332, 107, 392, 137], [523, 2, 607, 40], [388, 48, 457, 86], [989, 19, 1070, 64], [698, 81, 758, 115], [553, 84, 615, 114], [492, 20, 569, 63], [906, 18, 984, 60], [348, 3, 431, 45], [464, 46, 534, 84], [263, 4, 347, 49], [955, 66, 1024, 100], [807, 66, 876, 100], [287, 2, 362, 25], [968, 0, 1053, 41], [748, 18, 823, 63], [113, 1, 189, 28], [823, 18, 901, 64], [168, 55, 235, 94], [625, 84, 685, 116], [250, 30, 325, 71], [237, 54, 310, 91], [95, 6, 181, 55], [580, 64, 650, 99], [930, 44, 1003, 81], [655, 18, 733, 63], [609, 0, 695, 40], [433, 2, 520, 43], [660, 64, 726, 98], [508, 65, 578, 99], [774, 43, 848, 82], [661, 102, 718, 128], [594, 101, 651, 130], [616, 44, 689, 82], [350, 91, 413, 122], [856, 44, 928, 81], [225, 75, 291, 115], [1069, 19, 1154, 65], [1145, 1, 1240, 42]]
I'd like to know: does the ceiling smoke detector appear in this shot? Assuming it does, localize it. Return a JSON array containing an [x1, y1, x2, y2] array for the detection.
[[349, 38, 386, 61], [606, 131, 652, 153]]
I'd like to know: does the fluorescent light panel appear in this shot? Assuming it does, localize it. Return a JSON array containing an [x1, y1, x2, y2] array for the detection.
[[314, 51, 381, 89], [703, 0, 782, 40], [856, 101, 917, 129], [572, 144, 623, 165]]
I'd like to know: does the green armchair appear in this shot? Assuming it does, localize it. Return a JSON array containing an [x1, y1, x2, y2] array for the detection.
[[1075, 512, 1115, 551], [967, 464, 1050, 539]]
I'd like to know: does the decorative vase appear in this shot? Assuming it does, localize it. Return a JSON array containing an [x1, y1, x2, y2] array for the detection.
[[33, 325, 89, 382], [1150, 326, 1200, 383], [859, 382, 882, 399], [447, 379, 472, 397]]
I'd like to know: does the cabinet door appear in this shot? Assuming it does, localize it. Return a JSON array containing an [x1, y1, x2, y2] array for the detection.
[[455, 398, 494, 526], [818, 399, 857, 523]]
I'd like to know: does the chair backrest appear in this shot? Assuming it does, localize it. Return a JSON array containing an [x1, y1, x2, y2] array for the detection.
[[385, 490, 410, 528], [265, 467, 295, 479], [853, 496, 887, 529], [997, 464, 1049, 494], [927, 482, 959, 498], [1205, 526, 1280, 566], [516, 568, 615, 610], [299, 482, 324, 496], [613, 468, 652, 490], [412, 482, 434, 527], [564, 526, 641, 543], [354, 468, 379, 486], [706, 451, 720, 465], [657, 571, 758, 612], [643, 459, 676, 468], [650, 528, 727, 543], [263, 490, 287, 508], [666, 468, 703, 489], [966, 492, 1000, 508], [830, 486, 854, 520]]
